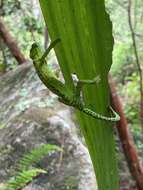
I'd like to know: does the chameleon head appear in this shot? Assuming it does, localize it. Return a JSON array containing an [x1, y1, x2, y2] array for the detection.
[[30, 43, 42, 62]]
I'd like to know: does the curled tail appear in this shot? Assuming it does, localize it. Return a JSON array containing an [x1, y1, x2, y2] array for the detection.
[[82, 106, 120, 122]]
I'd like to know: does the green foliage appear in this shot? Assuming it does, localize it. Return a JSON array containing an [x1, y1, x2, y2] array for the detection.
[[0, 144, 61, 190], [107, 0, 143, 81], [129, 125, 143, 157], [111, 43, 132, 79], [0, 0, 21, 16], [0, 0, 44, 69], [22, 16, 43, 34], [107, 1, 143, 138], [1, 169, 46, 190], [119, 73, 140, 123], [18, 144, 62, 170]]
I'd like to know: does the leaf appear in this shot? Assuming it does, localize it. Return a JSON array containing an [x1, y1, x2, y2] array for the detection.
[[39, 1, 119, 189], [0, 169, 47, 190], [18, 144, 62, 170]]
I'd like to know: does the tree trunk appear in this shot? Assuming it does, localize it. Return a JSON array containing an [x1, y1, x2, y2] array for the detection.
[[109, 75, 143, 190], [0, 17, 27, 64]]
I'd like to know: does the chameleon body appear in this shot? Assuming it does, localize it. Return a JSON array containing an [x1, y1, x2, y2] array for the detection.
[[30, 40, 120, 122]]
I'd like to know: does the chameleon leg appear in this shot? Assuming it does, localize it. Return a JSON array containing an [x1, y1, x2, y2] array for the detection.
[[74, 75, 100, 98], [41, 39, 60, 61]]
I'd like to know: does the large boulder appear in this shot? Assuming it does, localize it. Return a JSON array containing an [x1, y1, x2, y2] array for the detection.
[[0, 63, 97, 190]]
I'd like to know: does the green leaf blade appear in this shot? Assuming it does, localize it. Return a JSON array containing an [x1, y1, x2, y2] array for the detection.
[[39, 1, 119, 189]]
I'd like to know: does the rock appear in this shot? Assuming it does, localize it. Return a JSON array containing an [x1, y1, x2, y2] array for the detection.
[[0, 63, 97, 190]]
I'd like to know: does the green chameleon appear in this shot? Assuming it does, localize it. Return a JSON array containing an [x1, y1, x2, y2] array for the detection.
[[30, 39, 120, 122]]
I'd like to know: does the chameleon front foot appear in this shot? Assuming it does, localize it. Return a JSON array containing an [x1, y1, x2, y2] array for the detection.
[[73, 74, 100, 98]]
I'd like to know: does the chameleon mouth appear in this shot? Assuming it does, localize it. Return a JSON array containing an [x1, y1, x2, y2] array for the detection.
[[30, 43, 40, 60]]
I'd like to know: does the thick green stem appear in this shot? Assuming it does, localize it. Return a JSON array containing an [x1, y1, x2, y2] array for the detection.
[[39, 1, 119, 189]]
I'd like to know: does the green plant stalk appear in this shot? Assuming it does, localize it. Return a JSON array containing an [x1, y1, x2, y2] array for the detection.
[[39, 0, 119, 189]]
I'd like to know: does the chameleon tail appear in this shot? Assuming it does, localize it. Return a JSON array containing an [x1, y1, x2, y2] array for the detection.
[[82, 106, 120, 122]]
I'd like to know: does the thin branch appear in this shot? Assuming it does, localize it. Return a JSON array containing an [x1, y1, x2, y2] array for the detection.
[[109, 75, 143, 190], [128, 0, 143, 128], [0, 17, 27, 64]]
